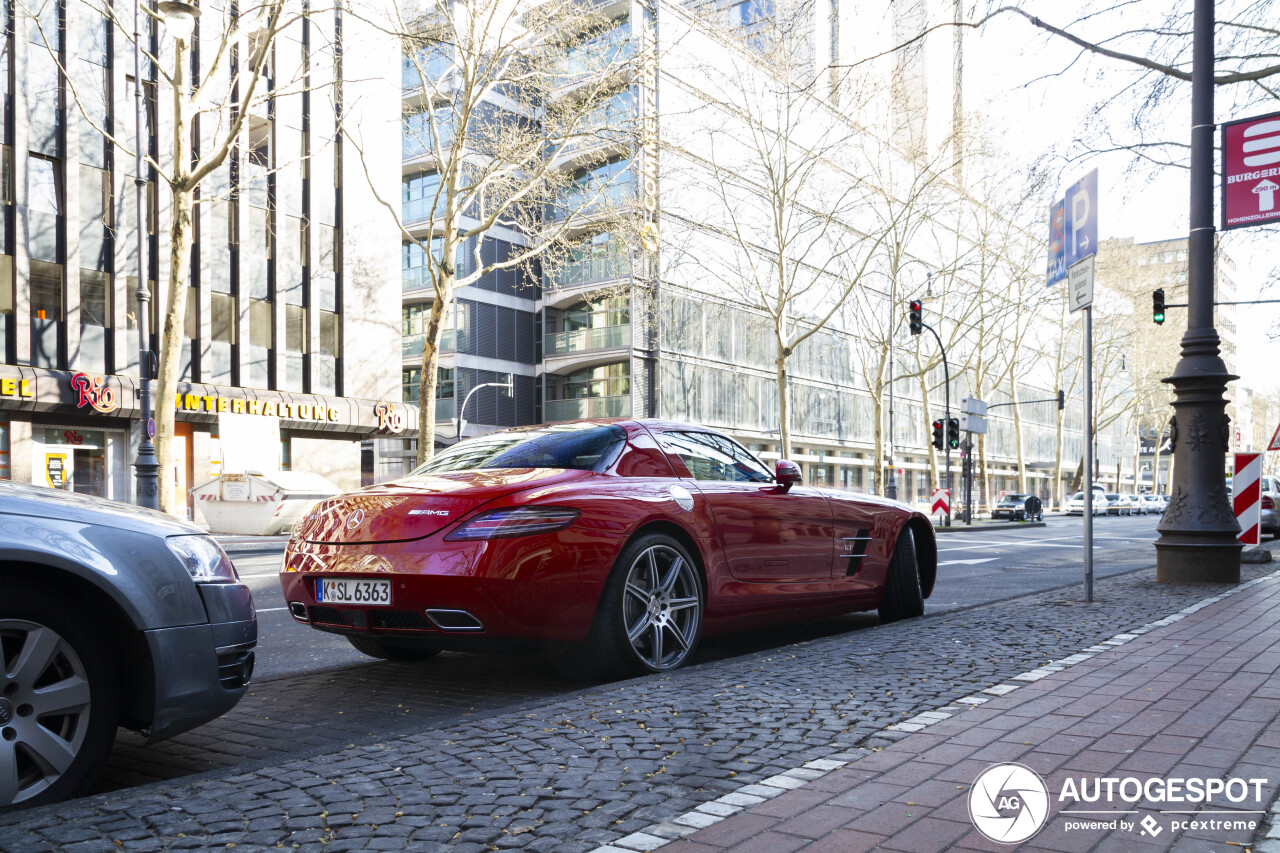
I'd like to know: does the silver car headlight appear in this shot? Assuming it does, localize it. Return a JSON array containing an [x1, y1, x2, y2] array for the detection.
[[167, 535, 239, 583]]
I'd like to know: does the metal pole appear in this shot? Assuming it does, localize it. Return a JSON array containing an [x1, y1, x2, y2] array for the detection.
[[943, 349, 951, 528], [1154, 0, 1241, 582], [922, 322, 951, 527], [1084, 305, 1094, 602], [132, 0, 159, 509], [886, 327, 896, 500]]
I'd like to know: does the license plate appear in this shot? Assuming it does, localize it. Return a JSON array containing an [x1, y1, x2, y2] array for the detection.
[[316, 578, 391, 606]]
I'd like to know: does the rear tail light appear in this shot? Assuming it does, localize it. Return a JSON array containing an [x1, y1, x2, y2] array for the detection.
[[1264, 496, 1275, 511], [445, 506, 580, 541]]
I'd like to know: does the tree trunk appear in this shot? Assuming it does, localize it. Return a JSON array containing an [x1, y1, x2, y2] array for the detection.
[[155, 188, 193, 515], [871, 392, 883, 496], [416, 277, 454, 466], [155, 39, 193, 516], [776, 354, 792, 460]]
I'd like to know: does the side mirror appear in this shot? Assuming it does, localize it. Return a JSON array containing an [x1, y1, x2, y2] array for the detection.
[[775, 460, 802, 492]]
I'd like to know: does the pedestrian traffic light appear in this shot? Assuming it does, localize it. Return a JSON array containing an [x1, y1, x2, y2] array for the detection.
[[908, 300, 923, 336], [1153, 289, 1165, 325], [931, 419, 944, 450], [1057, 389, 1065, 411], [947, 417, 960, 450]]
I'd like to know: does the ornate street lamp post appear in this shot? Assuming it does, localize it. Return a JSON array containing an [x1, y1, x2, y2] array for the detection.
[[1154, 0, 1241, 582]]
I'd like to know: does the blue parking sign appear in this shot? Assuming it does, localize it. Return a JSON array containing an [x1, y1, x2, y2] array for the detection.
[[1046, 199, 1066, 286], [1064, 169, 1098, 268]]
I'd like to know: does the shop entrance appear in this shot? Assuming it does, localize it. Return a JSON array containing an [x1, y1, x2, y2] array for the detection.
[[42, 429, 108, 496]]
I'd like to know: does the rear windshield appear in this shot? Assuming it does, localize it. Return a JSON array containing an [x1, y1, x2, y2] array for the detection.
[[411, 424, 626, 475]]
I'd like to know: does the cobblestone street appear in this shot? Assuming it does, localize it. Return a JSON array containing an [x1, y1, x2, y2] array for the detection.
[[0, 561, 1274, 852]]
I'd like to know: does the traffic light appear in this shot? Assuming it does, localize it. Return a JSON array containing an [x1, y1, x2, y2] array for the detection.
[[1057, 389, 1065, 411], [947, 417, 960, 450], [908, 300, 923, 335], [1153, 289, 1165, 325], [931, 419, 944, 450]]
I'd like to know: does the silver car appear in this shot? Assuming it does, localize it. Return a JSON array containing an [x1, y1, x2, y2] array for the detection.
[[1262, 476, 1278, 538], [0, 483, 257, 809]]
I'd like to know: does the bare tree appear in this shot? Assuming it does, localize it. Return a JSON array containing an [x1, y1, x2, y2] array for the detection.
[[31, 0, 338, 512], [352, 0, 642, 463], [665, 5, 957, 461]]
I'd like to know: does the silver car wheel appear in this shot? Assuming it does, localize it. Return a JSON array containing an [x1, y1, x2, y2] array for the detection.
[[0, 620, 93, 806], [621, 545, 701, 671]]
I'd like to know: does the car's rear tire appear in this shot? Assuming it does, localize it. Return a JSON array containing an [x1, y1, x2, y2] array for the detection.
[[346, 636, 441, 662], [0, 581, 120, 811], [576, 533, 704, 680], [879, 526, 925, 623]]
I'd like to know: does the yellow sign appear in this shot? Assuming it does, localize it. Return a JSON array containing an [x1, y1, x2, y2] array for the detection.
[[174, 394, 341, 423], [1, 377, 34, 398]]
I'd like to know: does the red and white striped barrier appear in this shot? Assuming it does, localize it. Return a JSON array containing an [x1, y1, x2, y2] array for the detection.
[[931, 488, 950, 517], [1234, 452, 1261, 546]]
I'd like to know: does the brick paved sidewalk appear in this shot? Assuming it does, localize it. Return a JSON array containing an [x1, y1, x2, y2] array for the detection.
[[653, 575, 1280, 853]]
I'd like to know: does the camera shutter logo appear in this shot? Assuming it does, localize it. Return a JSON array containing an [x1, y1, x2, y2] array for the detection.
[[969, 763, 1050, 844]]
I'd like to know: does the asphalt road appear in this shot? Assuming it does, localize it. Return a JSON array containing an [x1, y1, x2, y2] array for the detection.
[[235, 512, 1166, 682]]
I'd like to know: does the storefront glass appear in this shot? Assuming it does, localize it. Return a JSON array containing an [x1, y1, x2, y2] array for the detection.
[[0, 422, 9, 480]]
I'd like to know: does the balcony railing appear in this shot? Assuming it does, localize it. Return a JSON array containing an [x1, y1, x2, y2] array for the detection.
[[402, 48, 452, 90], [403, 266, 433, 292], [556, 24, 634, 79], [546, 323, 630, 355], [435, 397, 455, 421], [402, 329, 457, 358], [547, 178, 635, 220], [403, 116, 454, 159], [546, 249, 632, 290], [403, 194, 446, 224], [545, 394, 631, 421]]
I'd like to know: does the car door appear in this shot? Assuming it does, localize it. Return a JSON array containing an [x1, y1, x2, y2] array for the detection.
[[658, 430, 834, 583]]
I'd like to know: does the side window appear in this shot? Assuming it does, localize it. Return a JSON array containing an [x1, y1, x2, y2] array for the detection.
[[663, 432, 772, 483]]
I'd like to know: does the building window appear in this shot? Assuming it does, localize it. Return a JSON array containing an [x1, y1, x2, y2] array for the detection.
[[561, 361, 629, 399], [402, 367, 453, 403], [732, 0, 773, 26], [79, 269, 110, 373]]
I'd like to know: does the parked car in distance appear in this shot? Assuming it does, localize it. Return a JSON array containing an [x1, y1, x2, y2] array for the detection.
[[1104, 493, 1134, 516], [992, 494, 1043, 522], [0, 483, 257, 810], [1065, 492, 1105, 516], [1261, 476, 1278, 538], [281, 420, 938, 679], [1139, 494, 1167, 514]]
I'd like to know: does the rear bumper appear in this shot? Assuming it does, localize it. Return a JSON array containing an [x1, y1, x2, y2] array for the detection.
[[279, 531, 620, 644]]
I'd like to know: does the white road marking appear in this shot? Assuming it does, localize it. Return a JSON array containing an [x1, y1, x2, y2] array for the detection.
[[256, 607, 289, 613], [938, 558, 999, 566]]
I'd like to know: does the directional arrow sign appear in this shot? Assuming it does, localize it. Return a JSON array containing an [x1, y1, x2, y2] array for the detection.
[[1068, 255, 1095, 313], [1065, 168, 1098, 269]]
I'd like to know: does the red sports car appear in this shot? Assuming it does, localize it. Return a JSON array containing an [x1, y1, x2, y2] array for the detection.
[[280, 420, 936, 677]]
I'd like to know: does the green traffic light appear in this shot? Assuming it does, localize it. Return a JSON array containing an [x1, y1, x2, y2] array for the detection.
[[1154, 311, 1165, 324]]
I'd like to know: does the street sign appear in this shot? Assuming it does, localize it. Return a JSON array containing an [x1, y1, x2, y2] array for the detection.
[[959, 413, 988, 434], [960, 397, 987, 417], [1064, 169, 1098, 268], [931, 488, 950, 516], [1222, 110, 1280, 231], [1067, 255, 1095, 312], [1046, 199, 1066, 286], [1268, 422, 1280, 452], [1234, 452, 1261, 546]]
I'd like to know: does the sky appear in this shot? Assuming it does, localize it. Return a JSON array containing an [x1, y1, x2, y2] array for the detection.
[[958, 1, 1278, 396]]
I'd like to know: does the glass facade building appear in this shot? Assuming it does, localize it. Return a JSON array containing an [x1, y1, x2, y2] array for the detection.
[[0, 0, 403, 518]]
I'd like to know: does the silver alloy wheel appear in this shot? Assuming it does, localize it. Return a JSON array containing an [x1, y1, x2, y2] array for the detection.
[[621, 544, 701, 671], [0, 620, 93, 806]]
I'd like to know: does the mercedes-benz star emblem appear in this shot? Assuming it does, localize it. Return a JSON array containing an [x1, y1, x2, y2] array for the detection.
[[345, 508, 366, 530]]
